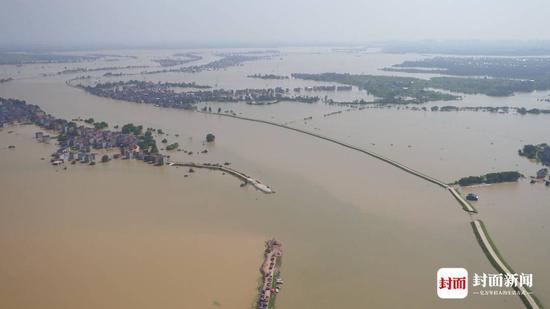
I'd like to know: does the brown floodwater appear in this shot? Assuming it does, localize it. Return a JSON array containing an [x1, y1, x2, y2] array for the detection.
[[1, 49, 547, 308]]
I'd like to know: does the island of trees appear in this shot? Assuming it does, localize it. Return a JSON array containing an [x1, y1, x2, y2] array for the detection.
[[456, 171, 522, 186], [386, 57, 550, 79], [519, 144, 550, 166], [383, 57, 550, 96], [152, 53, 202, 67], [206, 133, 215, 142], [165, 142, 179, 151], [292, 70, 550, 100], [291, 73, 459, 104], [142, 54, 267, 75]]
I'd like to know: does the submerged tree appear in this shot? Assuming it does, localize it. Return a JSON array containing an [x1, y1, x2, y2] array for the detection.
[[206, 133, 215, 142]]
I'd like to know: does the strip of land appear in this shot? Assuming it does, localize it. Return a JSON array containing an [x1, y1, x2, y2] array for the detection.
[[471, 220, 542, 309], [293, 71, 550, 100], [456, 171, 523, 186], [142, 54, 267, 75], [167, 161, 274, 193], [257, 239, 283, 309]]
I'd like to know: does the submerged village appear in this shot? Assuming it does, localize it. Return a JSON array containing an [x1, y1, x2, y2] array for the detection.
[[1, 96, 283, 308], [0, 97, 277, 194], [0, 97, 168, 165], [76, 80, 357, 108]]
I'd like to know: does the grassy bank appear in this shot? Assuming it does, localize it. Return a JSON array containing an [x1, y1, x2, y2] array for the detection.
[[470, 220, 543, 309]]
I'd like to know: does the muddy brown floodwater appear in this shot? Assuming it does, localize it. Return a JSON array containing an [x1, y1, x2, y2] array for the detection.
[[1, 48, 547, 308]]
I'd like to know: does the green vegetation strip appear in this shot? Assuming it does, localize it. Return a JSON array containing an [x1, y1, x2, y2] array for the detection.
[[291, 73, 459, 104], [470, 220, 543, 309], [457, 171, 522, 186]]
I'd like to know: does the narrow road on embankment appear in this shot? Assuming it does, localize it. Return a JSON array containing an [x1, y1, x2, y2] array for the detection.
[[204, 112, 450, 187], [472, 220, 542, 309], [202, 111, 542, 309], [168, 161, 274, 193]]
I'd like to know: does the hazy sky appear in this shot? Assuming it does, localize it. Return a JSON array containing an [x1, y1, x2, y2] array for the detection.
[[1, 0, 549, 48]]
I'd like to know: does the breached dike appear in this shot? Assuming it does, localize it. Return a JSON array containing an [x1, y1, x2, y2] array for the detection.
[[168, 161, 274, 194], [246, 177, 273, 194]]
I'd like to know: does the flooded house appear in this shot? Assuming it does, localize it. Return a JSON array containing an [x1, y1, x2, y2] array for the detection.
[[536, 168, 548, 179]]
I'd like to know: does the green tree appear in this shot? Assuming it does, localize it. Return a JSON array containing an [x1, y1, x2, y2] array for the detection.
[[166, 143, 179, 151], [121, 123, 143, 135], [206, 133, 215, 142], [94, 121, 108, 130], [458, 176, 484, 186], [519, 144, 538, 159]]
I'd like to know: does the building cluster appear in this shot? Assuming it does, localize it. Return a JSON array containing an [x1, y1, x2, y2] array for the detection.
[[82, 81, 320, 108], [533, 168, 550, 186], [248, 74, 289, 80], [0, 97, 167, 166], [1, 97, 46, 126], [257, 239, 283, 309], [293, 85, 352, 92], [536, 168, 548, 179]]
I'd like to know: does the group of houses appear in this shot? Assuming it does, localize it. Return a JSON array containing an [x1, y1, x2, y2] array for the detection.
[[81, 78, 324, 108], [257, 239, 283, 309], [296, 85, 352, 92], [46, 124, 168, 166], [534, 168, 550, 186], [1, 97, 168, 167]]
